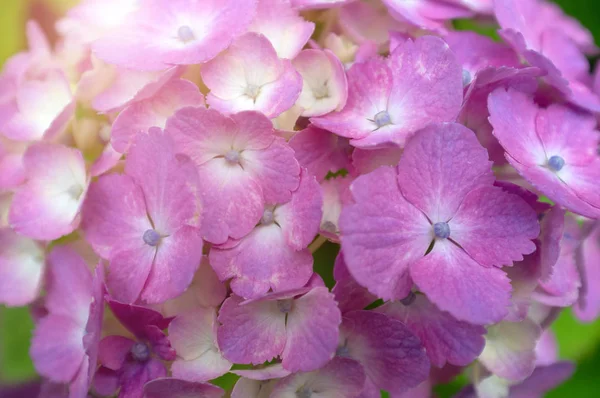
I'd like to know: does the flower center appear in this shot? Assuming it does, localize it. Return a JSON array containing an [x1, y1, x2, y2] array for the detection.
[[296, 387, 312, 398], [225, 150, 240, 164], [548, 155, 565, 172], [373, 110, 392, 128], [143, 229, 161, 246], [261, 209, 275, 225], [130, 342, 150, 362], [277, 299, 293, 313], [66, 184, 84, 201], [313, 84, 329, 100], [462, 69, 472, 86], [245, 84, 261, 100], [433, 222, 450, 239], [177, 25, 195, 43]]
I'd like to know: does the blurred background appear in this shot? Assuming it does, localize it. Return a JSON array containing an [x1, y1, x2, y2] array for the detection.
[[0, 0, 599, 396]]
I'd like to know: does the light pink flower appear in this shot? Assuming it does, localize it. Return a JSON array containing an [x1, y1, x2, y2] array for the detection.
[[312, 36, 463, 148], [488, 88, 600, 219], [209, 170, 322, 298], [82, 129, 203, 304], [201, 33, 302, 118], [217, 286, 341, 372], [382, 0, 473, 31], [340, 123, 539, 324], [166, 107, 301, 245], [92, 0, 257, 71], [9, 143, 88, 240]]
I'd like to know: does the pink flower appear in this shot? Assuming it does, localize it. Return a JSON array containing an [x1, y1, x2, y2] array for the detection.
[[209, 169, 322, 298], [340, 123, 539, 324], [231, 364, 290, 398], [201, 33, 302, 118], [9, 143, 88, 241], [0, 228, 45, 306], [381, 0, 473, 31], [250, 0, 315, 59], [30, 246, 104, 398], [94, 299, 176, 398], [337, 310, 431, 395], [166, 107, 301, 245], [92, 0, 257, 71], [217, 286, 341, 372], [82, 129, 203, 303], [312, 36, 463, 148], [111, 78, 205, 154], [574, 222, 600, 322], [488, 88, 600, 219]]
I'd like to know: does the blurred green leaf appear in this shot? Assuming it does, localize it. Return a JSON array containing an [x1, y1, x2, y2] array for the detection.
[[0, 306, 36, 383]]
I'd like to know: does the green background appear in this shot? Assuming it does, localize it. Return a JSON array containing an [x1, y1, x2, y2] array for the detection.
[[1, 0, 600, 395]]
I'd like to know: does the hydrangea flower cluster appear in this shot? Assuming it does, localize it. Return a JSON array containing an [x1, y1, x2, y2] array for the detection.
[[1, 0, 599, 397]]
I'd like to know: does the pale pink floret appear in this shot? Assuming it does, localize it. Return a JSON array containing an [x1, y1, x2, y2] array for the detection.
[[209, 170, 322, 298], [250, 0, 315, 59], [379, 294, 486, 368], [270, 357, 366, 398], [166, 107, 300, 245], [231, 364, 290, 398], [478, 319, 542, 381], [82, 129, 203, 304], [340, 123, 539, 324], [312, 36, 463, 148], [0, 228, 44, 306], [292, 49, 348, 117], [337, 310, 430, 395], [488, 88, 600, 219], [30, 247, 104, 397], [217, 286, 341, 372], [0, 139, 27, 190], [92, 0, 257, 71], [9, 143, 88, 241], [382, 0, 473, 31], [76, 56, 182, 113], [202, 33, 302, 118], [111, 78, 204, 153], [169, 308, 232, 382]]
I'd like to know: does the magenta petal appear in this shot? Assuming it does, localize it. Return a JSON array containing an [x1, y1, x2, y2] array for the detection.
[[411, 239, 512, 325], [378, 294, 486, 368], [341, 310, 430, 394], [143, 378, 224, 398], [98, 335, 135, 371], [510, 362, 575, 398], [120, 358, 166, 398], [340, 166, 430, 301], [282, 287, 341, 372], [397, 123, 494, 222], [332, 252, 377, 314], [107, 298, 172, 339], [271, 357, 366, 398], [449, 185, 539, 267], [217, 295, 287, 365]]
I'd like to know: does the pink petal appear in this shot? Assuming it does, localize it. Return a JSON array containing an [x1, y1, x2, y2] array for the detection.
[[539, 206, 566, 281], [98, 335, 135, 371], [292, 0, 355, 9], [351, 146, 403, 175], [293, 49, 348, 117], [282, 287, 341, 372], [340, 310, 430, 394], [106, 298, 172, 340], [125, 128, 201, 234], [410, 239, 512, 325], [210, 224, 313, 299], [479, 319, 541, 381], [169, 308, 231, 382], [320, 176, 353, 240], [30, 315, 86, 383], [575, 224, 600, 322], [274, 169, 323, 250], [378, 294, 486, 368], [510, 362, 575, 398], [0, 228, 44, 306], [232, 363, 291, 380], [250, 0, 315, 59], [332, 251, 377, 314], [143, 378, 224, 398], [92, 0, 257, 71], [217, 295, 287, 365], [340, 166, 431, 301], [382, 0, 472, 31], [289, 126, 352, 182], [111, 79, 205, 153], [10, 143, 87, 241], [449, 186, 539, 267], [89, 143, 122, 178], [396, 123, 494, 222], [271, 357, 366, 398]]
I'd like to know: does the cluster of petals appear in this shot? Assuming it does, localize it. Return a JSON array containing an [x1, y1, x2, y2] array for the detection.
[[1, 0, 600, 397]]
